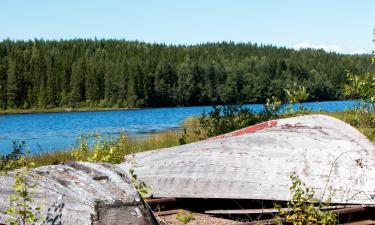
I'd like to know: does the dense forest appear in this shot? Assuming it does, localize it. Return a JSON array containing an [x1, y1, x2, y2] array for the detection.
[[0, 39, 373, 109]]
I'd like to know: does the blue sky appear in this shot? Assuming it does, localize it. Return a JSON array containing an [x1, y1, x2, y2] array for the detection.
[[1, 0, 374, 54]]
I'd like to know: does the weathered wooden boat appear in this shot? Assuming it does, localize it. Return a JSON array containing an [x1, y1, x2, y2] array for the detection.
[[0, 162, 158, 225], [121, 115, 375, 204]]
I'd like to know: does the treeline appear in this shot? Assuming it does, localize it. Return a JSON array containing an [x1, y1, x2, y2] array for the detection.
[[0, 39, 373, 109]]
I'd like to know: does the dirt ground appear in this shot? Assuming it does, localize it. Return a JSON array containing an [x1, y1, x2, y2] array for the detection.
[[157, 212, 240, 225]]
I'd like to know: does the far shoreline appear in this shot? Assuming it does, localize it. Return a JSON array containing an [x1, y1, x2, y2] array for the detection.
[[0, 107, 141, 116], [0, 99, 357, 116]]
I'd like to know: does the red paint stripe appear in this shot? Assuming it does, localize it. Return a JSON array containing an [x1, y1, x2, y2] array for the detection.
[[208, 120, 277, 141]]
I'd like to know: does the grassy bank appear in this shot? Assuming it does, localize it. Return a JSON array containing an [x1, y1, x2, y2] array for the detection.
[[3, 110, 374, 169], [29, 117, 203, 167], [322, 111, 375, 141]]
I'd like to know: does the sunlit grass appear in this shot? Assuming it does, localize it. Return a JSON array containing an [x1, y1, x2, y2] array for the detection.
[[321, 110, 375, 142], [25, 111, 375, 168], [29, 117, 204, 167]]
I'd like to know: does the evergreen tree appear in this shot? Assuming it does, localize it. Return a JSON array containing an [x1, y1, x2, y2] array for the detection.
[[0, 39, 372, 109]]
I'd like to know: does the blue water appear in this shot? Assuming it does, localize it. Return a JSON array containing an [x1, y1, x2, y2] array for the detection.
[[0, 100, 358, 154]]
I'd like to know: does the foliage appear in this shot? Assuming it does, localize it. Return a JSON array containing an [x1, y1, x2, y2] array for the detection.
[[283, 83, 310, 115], [285, 84, 309, 104], [342, 49, 375, 140], [344, 71, 375, 109], [274, 173, 337, 225], [261, 96, 284, 120], [71, 134, 124, 163], [2, 144, 41, 225], [199, 105, 260, 137], [128, 161, 152, 198], [5, 169, 42, 225], [179, 128, 189, 145], [69, 129, 202, 165], [199, 84, 311, 137], [0, 39, 372, 110], [175, 209, 194, 225], [27, 127, 202, 168], [0, 141, 28, 173]]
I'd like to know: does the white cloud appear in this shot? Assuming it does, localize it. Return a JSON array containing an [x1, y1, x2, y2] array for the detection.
[[345, 48, 367, 55], [293, 42, 367, 55], [293, 42, 341, 53]]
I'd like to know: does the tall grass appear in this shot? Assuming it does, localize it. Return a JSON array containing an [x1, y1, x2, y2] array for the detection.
[[29, 117, 204, 167], [322, 110, 375, 142], [6, 109, 375, 169]]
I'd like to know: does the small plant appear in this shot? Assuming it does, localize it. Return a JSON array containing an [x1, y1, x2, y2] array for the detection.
[[176, 209, 194, 225], [284, 83, 310, 115], [5, 168, 41, 225], [274, 173, 337, 225], [128, 161, 151, 198], [261, 96, 284, 120], [3, 143, 42, 225], [71, 134, 89, 161], [179, 128, 188, 145], [71, 134, 124, 163], [0, 141, 27, 173], [87, 134, 123, 163]]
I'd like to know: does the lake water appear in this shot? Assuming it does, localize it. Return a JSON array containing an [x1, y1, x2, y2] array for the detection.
[[0, 100, 358, 154]]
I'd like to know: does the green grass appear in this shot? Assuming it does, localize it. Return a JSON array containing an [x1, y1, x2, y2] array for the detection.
[[29, 117, 203, 167], [322, 111, 375, 142], [23, 111, 375, 168]]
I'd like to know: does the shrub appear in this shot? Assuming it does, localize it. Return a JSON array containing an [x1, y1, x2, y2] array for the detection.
[[274, 173, 337, 225], [6, 168, 42, 225], [3, 143, 42, 225], [199, 105, 260, 137], [199, 84, 310, 138], [0, 141, 28, 173]]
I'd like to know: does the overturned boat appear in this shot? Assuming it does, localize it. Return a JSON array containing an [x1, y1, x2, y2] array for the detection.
[[0, 162, 158, 225], [122, 115, 375, 204]]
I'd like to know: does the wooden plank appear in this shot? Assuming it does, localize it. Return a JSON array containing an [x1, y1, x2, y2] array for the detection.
[[155, 209, 187, 216], [205, 205, 366, 215], [205, 208, 281, 214], [237, 218, 277, 225], [121, 115, 375, 205], [341, 220, 375, 225], [145, 197, 177, 204]]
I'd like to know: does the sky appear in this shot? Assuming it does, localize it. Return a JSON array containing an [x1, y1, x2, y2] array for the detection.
[[1, 0, 374, 54]]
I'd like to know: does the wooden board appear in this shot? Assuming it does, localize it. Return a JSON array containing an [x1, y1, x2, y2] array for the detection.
[[0, 162, 156, 225], [121, 115, 375, 204]]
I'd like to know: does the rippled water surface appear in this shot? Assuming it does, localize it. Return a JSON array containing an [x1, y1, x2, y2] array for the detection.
[[0, 100, 358, 154]]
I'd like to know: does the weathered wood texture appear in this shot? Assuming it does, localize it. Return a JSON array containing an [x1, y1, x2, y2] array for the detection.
[[121, 115, 375, 204], [0, 161, 156, 225]]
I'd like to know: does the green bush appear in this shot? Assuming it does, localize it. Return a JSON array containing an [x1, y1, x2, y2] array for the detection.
[[0, 141, 29, 173], [2, 142, 42, 225], [199, 105, 261, 137], [274, 173, 337, 225], [199, 84, 310, 138]]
